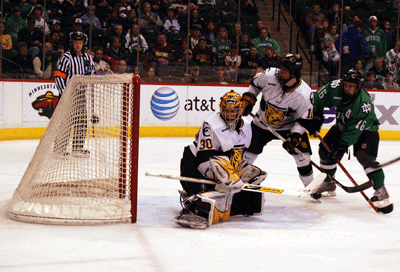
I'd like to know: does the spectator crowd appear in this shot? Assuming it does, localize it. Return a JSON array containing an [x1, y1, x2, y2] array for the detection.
[[0, 0, 282, 84], [1, 0, 400, 88], [300, 1, 400, 89]]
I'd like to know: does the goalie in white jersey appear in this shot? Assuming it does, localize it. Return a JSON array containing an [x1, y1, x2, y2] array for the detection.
[[242, 53, 315, 187], [176, 91, 268, 229]]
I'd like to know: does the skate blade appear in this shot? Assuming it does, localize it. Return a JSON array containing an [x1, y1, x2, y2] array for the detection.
[[174, 214, 208, 229], [321, 191, 336, 197]]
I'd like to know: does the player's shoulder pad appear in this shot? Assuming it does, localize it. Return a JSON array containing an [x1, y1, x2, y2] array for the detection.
[[201, 112, 225, 136], [251, 67, 278, 88]]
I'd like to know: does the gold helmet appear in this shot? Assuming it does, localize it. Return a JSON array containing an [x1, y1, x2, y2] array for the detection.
[[220, 90, 244, 130]]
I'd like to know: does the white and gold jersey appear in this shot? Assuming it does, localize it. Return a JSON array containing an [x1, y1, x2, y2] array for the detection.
[[248, 67, 313, 134], [189, 112, 252, 176]]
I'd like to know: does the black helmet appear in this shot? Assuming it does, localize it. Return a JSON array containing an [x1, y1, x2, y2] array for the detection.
[[343, 68, 364, 86], [70, 31, 85, 42], [279, 53, 303, 79]]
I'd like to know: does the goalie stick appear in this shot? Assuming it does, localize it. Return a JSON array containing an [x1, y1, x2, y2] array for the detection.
[[248, 113, 372, 194], [145, 172, 317, 198]]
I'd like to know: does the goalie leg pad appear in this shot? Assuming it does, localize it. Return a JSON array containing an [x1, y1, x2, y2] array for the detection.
[[230, 191, 265, 216], [175, 191, 234, 229]]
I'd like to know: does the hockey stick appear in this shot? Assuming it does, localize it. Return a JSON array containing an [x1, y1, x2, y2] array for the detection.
[[248, 113, 372, 193], [315, 132, 379, 213], [145, 172, 309, 197], [380, 156, 400, 168]]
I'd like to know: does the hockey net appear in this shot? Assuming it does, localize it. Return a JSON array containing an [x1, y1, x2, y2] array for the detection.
[[8, 74, 140, 225]]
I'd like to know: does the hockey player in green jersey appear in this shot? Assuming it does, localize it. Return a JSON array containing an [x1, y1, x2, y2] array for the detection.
[[310, 68, 393, 213]]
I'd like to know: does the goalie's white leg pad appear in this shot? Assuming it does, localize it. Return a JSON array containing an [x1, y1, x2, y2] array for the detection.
[[201, 191, 234, 225], [174, 191, 234, 229]]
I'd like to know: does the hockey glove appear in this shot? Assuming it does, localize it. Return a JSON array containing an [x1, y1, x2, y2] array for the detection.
[[308, 110, 324, 136], [208, 156, 244, 194], [282, 133, 304, 155], [241, 92, 257, 116], [237, 161, 267, 185], [328, 139, 348, 161]]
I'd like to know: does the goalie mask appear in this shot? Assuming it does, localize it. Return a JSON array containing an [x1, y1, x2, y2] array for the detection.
[[220, 91, 244, 130]]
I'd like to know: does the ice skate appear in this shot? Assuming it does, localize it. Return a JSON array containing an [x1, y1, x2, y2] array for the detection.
[[371, 186, 393, 214], [310, 180, 336, 199]]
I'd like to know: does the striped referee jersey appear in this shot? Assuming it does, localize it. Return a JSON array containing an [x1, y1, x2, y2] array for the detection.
[[54, 51, 96, 95]]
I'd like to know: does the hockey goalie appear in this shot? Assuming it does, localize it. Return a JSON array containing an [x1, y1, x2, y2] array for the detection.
[[175, 91, 268, 229]]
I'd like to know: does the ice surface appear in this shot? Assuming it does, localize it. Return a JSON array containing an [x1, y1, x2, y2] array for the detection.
[[1, 138, 399, 272]]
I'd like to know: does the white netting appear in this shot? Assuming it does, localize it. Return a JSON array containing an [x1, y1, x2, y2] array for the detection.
[[8, 74, 139, 225]]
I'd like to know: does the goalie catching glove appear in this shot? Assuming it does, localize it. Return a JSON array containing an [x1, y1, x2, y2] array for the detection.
[[205, 156, 244, 194]]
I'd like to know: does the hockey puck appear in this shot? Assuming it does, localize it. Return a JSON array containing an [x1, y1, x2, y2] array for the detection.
[[311, 191, 322, 200]]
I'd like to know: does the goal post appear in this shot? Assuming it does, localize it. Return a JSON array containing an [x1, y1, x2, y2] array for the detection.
[[8, 73, 140, 225]]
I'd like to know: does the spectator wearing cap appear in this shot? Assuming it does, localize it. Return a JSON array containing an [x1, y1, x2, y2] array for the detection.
[[114, 0, 132, 19], [321, 36, 340, 82], [5, 6, 27, 44], [81, 5, 102, 29], [189, 25, 202, 50], [17, 16, 43, 58], [363, 16, 387, 71], [251, 27, 280, 56], [382, 71, 399, 90], [65, 18, 88, 51], [163, 7, 180, 32], [49, 20, 66, 42], [192, 37, 216, 66]]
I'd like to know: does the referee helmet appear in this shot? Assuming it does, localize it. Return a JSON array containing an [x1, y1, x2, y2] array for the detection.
[[70, 31, 85, 42]]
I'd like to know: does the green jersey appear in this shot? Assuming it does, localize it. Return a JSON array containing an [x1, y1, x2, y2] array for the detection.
[[251, 37, 281, 56], [212, 39, 232, 60], [313, 79, 379, 146]]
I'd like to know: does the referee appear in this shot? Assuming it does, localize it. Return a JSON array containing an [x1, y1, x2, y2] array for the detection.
[[54, 31, 96, 156]]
